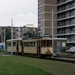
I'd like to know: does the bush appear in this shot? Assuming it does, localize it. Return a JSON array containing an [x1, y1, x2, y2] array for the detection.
[[0, 49, 4, 52], [62, 47, 70, 53], [55, 52, 62, 57]]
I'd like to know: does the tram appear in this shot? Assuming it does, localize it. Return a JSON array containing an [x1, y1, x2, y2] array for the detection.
[[22, 38, 53, 56], [6, 37, 67, 57], [6, 38, 53, 56], [6, 38, 22, 55]]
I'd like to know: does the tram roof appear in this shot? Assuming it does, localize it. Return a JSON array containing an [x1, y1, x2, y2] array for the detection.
[[53, 38, 67, 40], [7, 38, 22, 41], [40, 38, 67, 40], [23, 37, 67, 41], [7, 37, 67, 41]]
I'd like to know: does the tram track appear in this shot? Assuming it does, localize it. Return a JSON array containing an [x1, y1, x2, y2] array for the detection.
[[23, 54, 75, 64], [39, 57, 75, 64]]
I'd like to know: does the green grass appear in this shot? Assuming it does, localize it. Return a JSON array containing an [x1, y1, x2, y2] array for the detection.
[[0, 56, 52, 75], [0, 56, 75, 75]]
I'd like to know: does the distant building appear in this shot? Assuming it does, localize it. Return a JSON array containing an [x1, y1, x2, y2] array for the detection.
[[0, 26, 38, 42]]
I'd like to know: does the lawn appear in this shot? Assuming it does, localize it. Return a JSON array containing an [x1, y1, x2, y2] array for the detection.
[[0, 56, 75, 75], [0, 56, 52, 75]]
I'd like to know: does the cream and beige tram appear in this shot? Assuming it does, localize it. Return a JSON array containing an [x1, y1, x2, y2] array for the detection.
[[6, 38, 53, 56], [6, 39, 22, 55], [22, 38, 53, 56]]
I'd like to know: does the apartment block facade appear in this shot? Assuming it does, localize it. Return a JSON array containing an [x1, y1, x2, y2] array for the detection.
[[38, 0, 75, 46], [57, 0, 75, 46], [38, 0, 57, 37]]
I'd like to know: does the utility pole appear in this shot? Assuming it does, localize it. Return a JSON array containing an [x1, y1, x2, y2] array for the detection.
[[4, 27, 6, 51], [11, 18, 13, 55], [52, 10, 54, 58]]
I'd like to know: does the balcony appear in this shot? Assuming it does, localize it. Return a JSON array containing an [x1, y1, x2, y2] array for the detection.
[[57, 23, 75, 29], [57, 31, 75, 36], [57, 6, 75, 14], [71, 30, 75, 33], [57, 0, 72, 6], [65, 31, 71, 34], [67, 40, 75, 43], [67, 39, 71, 42], [57, 15, 75, 21]]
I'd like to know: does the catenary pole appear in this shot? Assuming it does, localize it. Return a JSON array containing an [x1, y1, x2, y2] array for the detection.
[[52, 10, 54, 58], [11, 18, 13, 55], [4, 27, 6, 51]]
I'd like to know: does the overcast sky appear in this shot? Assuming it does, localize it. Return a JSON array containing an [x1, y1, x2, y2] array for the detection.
[[0, 0, 38, 27]]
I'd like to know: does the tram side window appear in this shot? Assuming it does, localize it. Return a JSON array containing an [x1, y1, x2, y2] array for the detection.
[[13, 42, 16, 46], [32, 42, 35, 47], [24, 42, 35, 47], [7, 41, 16, 46], [30, 42, 33, 47], [27, 42, 29, 47], [47, 40, 49, 47], [41, 40, 52, 47], [20, 41, 22, 46], [50, 40, 52, 47], [30, 42, 35, 47], [44, 40, 47, 46], [24, 42, 29, 47], [41, 40, 47, 47], [47, 40, 52, 47], [41, 40, 44, 47], [7, 42, 11, 46], [24, 42, 26, 47]]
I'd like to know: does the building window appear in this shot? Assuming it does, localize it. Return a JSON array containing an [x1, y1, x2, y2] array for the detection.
[[57, 0, 63, 4], [67, 36, 71, 42], [71, 35, 75, 41], [65, 19, 70, 25], [71, 10, 75, 16], [58, 14, 63, 19], [65, 28, 71, 33], [64, 3, 70, 9], [65, 11, 71, 17], [58, 6, 63, 11], [57, 21, 63, 26], [71, 18, 75, 24], [71, 2, 75, 7], [72, 27, 75, 31]]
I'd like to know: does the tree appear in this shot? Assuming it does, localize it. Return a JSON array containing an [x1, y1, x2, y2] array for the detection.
[[62, 47, 70, 53], [6, 27, 11, 40], [27, 30, 37, 38], [27, 31, 33, 38], [0, 35, 1, 42], [2, 27, 11, 41]]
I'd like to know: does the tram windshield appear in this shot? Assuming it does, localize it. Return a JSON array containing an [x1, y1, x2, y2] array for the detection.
[[41, 40, 52, 47]]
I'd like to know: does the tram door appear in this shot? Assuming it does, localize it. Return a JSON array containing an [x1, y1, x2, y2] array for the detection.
[[16, 40, 19, 54], [21, 41, 23, 55], [37, 41, 41, 55]]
